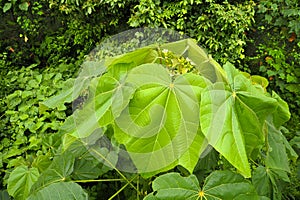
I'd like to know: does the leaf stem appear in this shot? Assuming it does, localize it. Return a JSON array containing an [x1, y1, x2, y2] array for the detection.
[[108, 176, 136, 200], [90, 148, 140, 193], [73, 179, 123, 183]]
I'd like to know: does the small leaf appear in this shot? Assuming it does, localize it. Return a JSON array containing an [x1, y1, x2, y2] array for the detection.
[[28, 182, 88, 200], [265, 14, 272, 23], [18, 2, 29, 11], [7, 165, 39, 200], [251, 75, 269, 91], [3, 3, 12, 13]]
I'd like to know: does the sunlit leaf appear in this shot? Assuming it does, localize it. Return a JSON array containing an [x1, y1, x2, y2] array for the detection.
[[249, 75, 269, 92], [3, 3, 12, 13], [114, 63, 209, 174], [18, 2, 29, 11], [200, 62, 278, 177]]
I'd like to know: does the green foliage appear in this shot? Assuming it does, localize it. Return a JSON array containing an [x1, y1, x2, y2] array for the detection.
[[254, 44, 300, 114], [2, 1, 29, 13], [0, 0, 134, 193], [257, 0, 300, 36], [0, 65, 72, 188], [1, 0, 299, 198], [129, 0, 256, 63], [49, 0, 133, 15], [244, 0, 300, 143], [0, 0, 132, 69], [16, 38, 294, 199]]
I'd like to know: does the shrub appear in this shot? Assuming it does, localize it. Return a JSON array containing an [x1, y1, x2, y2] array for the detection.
[[129, 0, 256, 63]]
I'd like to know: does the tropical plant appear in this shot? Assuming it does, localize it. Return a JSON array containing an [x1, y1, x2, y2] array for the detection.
[[5, 35, 296, 199]]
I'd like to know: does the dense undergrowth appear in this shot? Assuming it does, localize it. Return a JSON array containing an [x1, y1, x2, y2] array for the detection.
[[0, 0, 299, 199]]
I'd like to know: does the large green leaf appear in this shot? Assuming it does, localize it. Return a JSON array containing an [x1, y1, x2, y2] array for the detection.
[[145, 171, 260, 200], [114, 63, 209, 174], [202, 170, 259, 199], [27, 182, 88, 200], [200, 63, 278, 177], [7, 165, 39, 200]]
